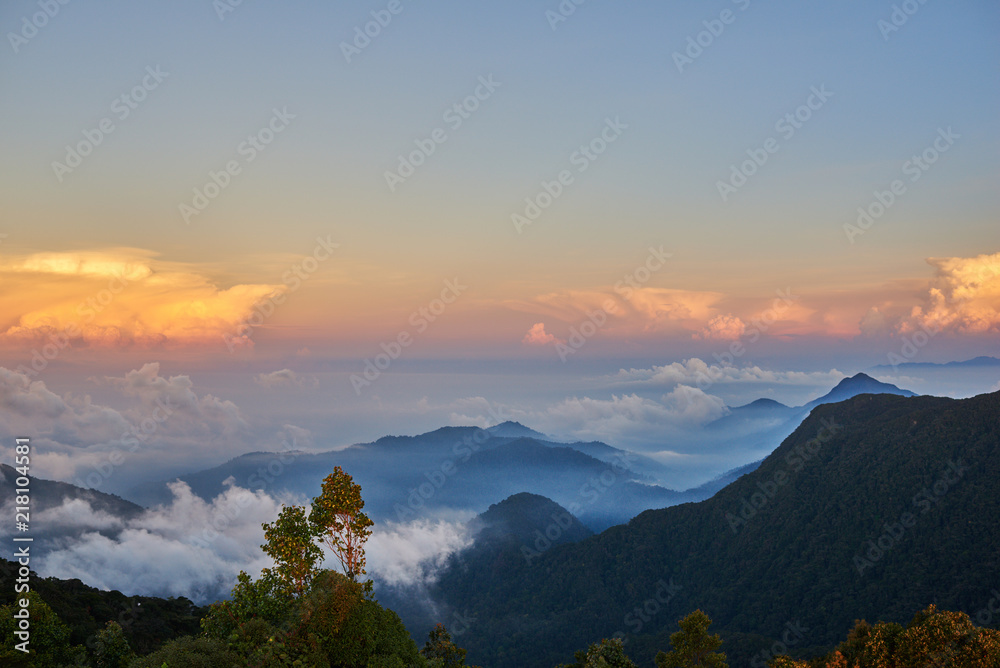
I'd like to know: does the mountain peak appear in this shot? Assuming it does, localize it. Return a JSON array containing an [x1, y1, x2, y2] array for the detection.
[[803, 372, 915, 410], [486, 421, 548, 439]]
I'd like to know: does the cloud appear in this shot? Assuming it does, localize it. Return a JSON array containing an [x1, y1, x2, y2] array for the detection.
[[0, 249, 284, 350], [608, 358, 846, 388], [365, 518, 474, 589], [696, 314, 746, 341], [521, 323, 559, 346], [505, 287, 726, 336], [10, 481, 473, 602], [0, 364, 307, 490], [897, 252, 1000, 335], [527, 388, 728, 446], [25, 481, 287, 603], [255, 368, 319, 389]]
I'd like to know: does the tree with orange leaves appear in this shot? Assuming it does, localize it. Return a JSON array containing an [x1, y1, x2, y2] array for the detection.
[[308, 466, 374, 591]]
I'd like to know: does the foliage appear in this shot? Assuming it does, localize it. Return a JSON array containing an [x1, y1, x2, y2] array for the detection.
[[425, 391, 1000, 666], [262, 504, 324, 597], [127, 635, 243, 667], [94, 620, 136, 668], [0, 589, 86, 666], [0, 558, 206, 659], [421, 623, 481, 667], [557, 637, 639, 668], [768, 605, 1000, 667], [309, 465, 374, 585], [200, 569, 293, 644], [656, 610, 728, 668]]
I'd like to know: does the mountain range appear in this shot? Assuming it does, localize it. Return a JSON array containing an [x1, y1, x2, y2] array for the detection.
[[419, 388, 1000, 667], [121, 372, 917, 533]]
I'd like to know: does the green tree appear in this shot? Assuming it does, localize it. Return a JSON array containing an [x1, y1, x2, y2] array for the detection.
[[558, 638, 638, 668], [656, 610, 728, 668], [262, 503, 324, 597], [421, 623, 481, 667], [309, 466, 374, 585], [93, 620, 135, 668], [0, 590, 86, 666]]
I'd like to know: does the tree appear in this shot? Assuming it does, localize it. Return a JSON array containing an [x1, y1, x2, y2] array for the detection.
[[0, 590, 86, 666], [309, 466, 374, 585], [656, 610, 728, 668], [767, 605, 1000, 667], [93, 620, 136, 668], [262, 503, 324, 596], [421, 623, 480, 667]]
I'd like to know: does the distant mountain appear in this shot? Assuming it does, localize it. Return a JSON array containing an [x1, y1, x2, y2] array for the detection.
[[127, 428, 707, 531], [870, 355, 1000, 371], [470, 492, 593, 548], [801, 372, 915, 410], [428, 389, 1000, 668], [0, 463, 145, 520], [486, 421, 549, 439]]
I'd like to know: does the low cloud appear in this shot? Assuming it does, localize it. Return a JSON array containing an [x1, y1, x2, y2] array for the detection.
[[21, 481, 288, 603], [255, 368, 319, 389], [608, 358, 846, 388], [366, 518, 474, 589]]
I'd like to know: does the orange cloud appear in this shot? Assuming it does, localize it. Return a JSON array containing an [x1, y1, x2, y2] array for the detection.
[[522, 323, 559, 345], [897, 253, 1000, 335], [0, 250, 285, 350], [695, 314, 746, 341]]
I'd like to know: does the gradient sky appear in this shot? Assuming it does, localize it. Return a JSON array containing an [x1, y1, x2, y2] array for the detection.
[[1, 1, 999, 484]]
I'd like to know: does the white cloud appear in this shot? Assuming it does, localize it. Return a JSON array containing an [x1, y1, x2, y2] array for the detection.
[[608, 358, 846, 388], [255, 368, 319, 389], [365, 518, 474, 588]]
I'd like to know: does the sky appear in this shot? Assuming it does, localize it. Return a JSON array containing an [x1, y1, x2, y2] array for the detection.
[[1, 0, 999, 488]]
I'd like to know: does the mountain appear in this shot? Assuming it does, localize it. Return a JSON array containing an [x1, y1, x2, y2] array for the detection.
[[126, 428, 713, 532], [425, 389, 1000, 668], [0, 558, 206, 656], [801, 371, 916, 410], [486, 421, 550, 439], [870, 355, 1000, 371], [0, 463, 144, 521]]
